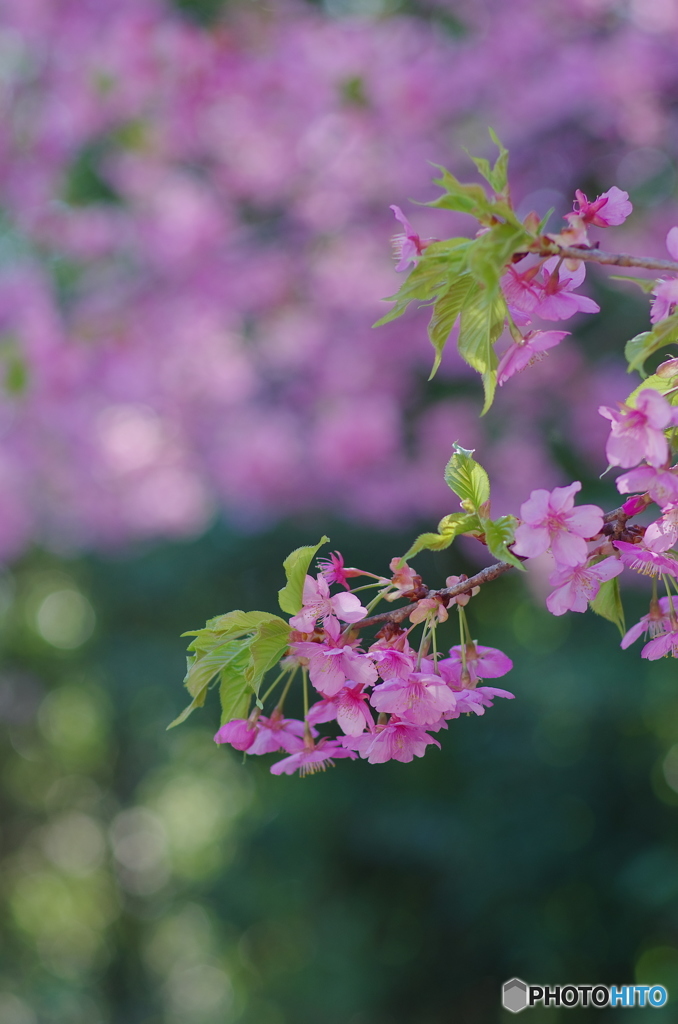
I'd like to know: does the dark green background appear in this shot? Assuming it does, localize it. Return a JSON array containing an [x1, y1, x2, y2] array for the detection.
[[1, 516, 677, 1023]]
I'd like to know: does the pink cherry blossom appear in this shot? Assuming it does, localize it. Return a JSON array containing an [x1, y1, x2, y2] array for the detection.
[[369, 638, 416, 680], [214, 717, 257, 751], [532, 258, 600, 321], [291, 621, 378, 698], [650, 279, 678, 323], [342, 718, 440, 764], [545, 556, 623, 615], [614, 539, 678, 577], [370, 672, 458, 726], [599, 389, 676, 468], [306, 684, 375, 737], [247, 712, 309, 756], [616, 465, 678, 508], [390, 206, 434, 272], [288, 574, 367, 632], [644, 504, 678, 552], [572, 186, 632, 227], [497, 331, 569, 386], [512, 481, 604, 566], [317, 551, 351, 590], [384, 557, 421, 601], [438, 643, 513, 689], [451, 686, 515, 716], [501, 258, 543, 315], [270, 738, 357, 776], [641, 630, 678, 660], [621, 596, 678, 649], [444, 575, 479, 607], [409, 594, 449, 625], [650, 228, 678, 322], [621, 494, 652, 517]]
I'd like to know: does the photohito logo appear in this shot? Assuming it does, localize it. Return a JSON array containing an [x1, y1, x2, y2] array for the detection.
[[501, 979, 668, 1012]]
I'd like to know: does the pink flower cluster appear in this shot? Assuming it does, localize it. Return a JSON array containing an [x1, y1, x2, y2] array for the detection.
[[214, 555, 514, 775], [512, 480, 623, 614], [497, 186, 632, 387], [600, 386, 678, 581]]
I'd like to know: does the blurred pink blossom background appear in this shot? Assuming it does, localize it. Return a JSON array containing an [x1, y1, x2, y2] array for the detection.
[[0, 0, 677, 554]]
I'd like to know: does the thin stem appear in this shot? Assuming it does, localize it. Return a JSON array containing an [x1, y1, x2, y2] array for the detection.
[[302, 668, 314, 745], [533, 240, 678, 274], [349, 582, 390, 593], [663, 575, 678, 630], [458, 605, 467, 674], [275, 669, 297, 713], [416, 621, 430, 670], [431, 623, 439, 670], [663, 574, 678, 625], [261, 668, 289, 704]]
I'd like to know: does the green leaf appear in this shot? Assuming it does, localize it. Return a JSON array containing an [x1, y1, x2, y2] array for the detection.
[[590, 577, 625, 637], [535, 207, 555, 234], [428, 274, 473, 378], [184, 609, 284, 648], [609, 274, 657, 294], [245, 618, 292, 694], [457, 289, 506, 412], [278, 536, 330, 615], [168, 638, 251, 729], [444, 444, 491, 514], [428, 166, 494, 220], [625, 311, 678, 375], [467, 223, 529, 296], [625, 372, 678, 408], [219, 645, 254, 725], [184, 638, 249, 699], [487, 128, 509, 194], [166, 687, 209, 730], [482, 514, 525, 571], [373, 250, 465, 326], [401, 512, 481, 561]]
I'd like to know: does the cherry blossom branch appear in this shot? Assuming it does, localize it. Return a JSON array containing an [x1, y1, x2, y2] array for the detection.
[[355, 560, 515, 630], [531, 241, 678, 274], [353, 503, 643, 633]]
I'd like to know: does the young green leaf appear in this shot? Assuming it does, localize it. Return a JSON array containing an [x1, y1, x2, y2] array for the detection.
[[457, 289, 506, 411], [467, 223, 529, 295], [428, 273, 473, 378], [625, 372, 678, 408], [444, 445, 490, 514], [184, 609, 286, 651], [428, 167, 494, 220], [278, 536, 330, 614], [184, 639, 249, 700], [482, 514, 525, 571], [590, 576, 625, 637], [487, 128, 509, 194], [373, 250, 465, 326], [401, 512, 481, 562], [168, 638, 251, 729], [625, 311, 678, 376], [219, 645, 255, 724], [245, 618, 292, 694], [609, 274, 657, 294]]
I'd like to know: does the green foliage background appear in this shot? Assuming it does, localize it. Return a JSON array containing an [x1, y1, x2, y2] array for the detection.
[[1, 520, 678, 1022]]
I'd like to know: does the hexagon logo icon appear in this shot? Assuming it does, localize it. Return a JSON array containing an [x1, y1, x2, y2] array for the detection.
[[502, 978, 528, 1013]]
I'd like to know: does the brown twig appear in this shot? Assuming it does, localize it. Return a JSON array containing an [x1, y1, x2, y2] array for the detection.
[[357, 561, 515, 630], [532, 241, 678, 274]]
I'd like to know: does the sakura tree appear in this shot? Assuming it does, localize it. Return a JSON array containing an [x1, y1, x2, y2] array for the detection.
[[176, 134, 678, 774]]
